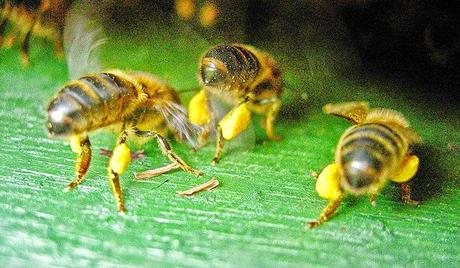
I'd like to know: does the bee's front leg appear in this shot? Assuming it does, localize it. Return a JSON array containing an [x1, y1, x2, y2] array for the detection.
[[65, 135, 92, 191]]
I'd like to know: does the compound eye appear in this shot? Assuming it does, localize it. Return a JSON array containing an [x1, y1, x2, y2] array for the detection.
[[201, 63, 226, 86]]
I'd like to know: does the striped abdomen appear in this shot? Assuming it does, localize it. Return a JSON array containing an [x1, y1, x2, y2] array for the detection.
[[46, 72, 138, 137], [200, 44, 260, 88], [337, 123, 408, 193]]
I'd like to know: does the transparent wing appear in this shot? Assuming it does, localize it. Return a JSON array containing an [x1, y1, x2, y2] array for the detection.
[[157, 101, 203, 148], [207, 91, 255, 153], [323, 101, 370, 125], [63, 1, 107, 80]]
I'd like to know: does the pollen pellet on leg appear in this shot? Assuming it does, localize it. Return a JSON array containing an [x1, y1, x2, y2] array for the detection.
[[316, 163, 341, 200], [109, 143, 131, 174], [220, 103, 251, 140]]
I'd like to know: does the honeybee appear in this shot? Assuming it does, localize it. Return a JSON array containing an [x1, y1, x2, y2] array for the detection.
[[308, 101, 422, 228], [175, 0, 219, 28], [46, 6, 202, 213], [0, 0, 70, 65], [188, 43, 283, 164]]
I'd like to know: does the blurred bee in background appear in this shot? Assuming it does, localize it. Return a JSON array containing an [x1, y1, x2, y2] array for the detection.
[[0, 0, 70, 65], [308, 102, 421, 228], [188, 44, 283, 164], [175, 0, 218, 28], [46, 3, 202, 213]]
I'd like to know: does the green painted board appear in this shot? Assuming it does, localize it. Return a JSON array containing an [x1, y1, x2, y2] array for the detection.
[[0, 20, 459, 267]]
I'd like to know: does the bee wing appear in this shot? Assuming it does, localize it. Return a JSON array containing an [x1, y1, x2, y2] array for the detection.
[[206, 92, 255, 153], [63, 1, 107, 80], [323, 101, 370, 125], [157, 101, 203, 148]]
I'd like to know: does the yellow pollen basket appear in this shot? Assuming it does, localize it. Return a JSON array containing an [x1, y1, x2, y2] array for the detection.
[[70, 135, 82, 153], [189, 90, 210, 125], [109, 144, 131, 174], [220, 103, 251, 140], [391, 155, 420, 183], [316, 163, 342, 200]]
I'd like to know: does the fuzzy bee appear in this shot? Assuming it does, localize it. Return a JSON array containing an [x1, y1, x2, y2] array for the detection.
[[188, 44, 283, 164], [46, 5, 202, 213], [308, 101, 421, 228], [175, 0, 219, 28], [0, 0, 70, 65]]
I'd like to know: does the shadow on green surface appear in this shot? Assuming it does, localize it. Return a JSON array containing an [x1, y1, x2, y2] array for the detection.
[[410, 143, 451, 201]]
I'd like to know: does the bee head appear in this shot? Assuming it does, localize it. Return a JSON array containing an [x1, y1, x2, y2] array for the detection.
[[200, 59, 228, 87]]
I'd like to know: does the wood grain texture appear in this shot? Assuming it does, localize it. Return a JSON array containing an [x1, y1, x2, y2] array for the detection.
[[0, 22, 459, 267]]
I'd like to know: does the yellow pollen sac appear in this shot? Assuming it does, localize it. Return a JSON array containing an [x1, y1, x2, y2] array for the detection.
[[316, 163, 342, 200], [220, 103, 251, 140], [391, 155, 420, 183], [70, 135, 82, 153], [110, 144, 131, 174], [188, 89, 210, 125]]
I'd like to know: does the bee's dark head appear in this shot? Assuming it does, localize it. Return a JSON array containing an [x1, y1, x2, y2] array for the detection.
[[200, 58, 229, 87]]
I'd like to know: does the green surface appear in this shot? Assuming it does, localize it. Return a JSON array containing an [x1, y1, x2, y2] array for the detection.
[[0, 19, 459, 267]]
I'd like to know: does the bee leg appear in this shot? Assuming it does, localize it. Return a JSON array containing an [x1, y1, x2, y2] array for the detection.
[[155, 133, 203, 176], [211, 125, 224, 165], [0, 18, 7, 46], [54, 38, 64, 58], [20, 26, 33, 66], [308, 194, 344, 229], [369, 192, 378, 207], [133, 128, 203, 176], [3, 32, 16, 48], [400, 183, 420, 206], [99, 148, 146, 160], [391, 154, 420, 183], [265, 98, 283, 141], [107, 129, 131, 213], [308, 163, 344, 228], [65, 135, 92, 191], [212, 101, 252, 164]]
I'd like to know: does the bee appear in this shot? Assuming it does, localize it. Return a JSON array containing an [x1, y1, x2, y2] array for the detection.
[[46, 6, 202, 213], [0, 0, 70, 65], [308, 101, 421, 228], [175, 0, 219, 28], [188, 43, 283, 164]]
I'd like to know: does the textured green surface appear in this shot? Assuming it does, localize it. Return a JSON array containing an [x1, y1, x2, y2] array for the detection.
[[0, 20, 459, 267]]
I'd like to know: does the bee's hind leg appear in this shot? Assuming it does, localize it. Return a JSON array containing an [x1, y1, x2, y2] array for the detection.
[[134, 128, 203, 177], [307, 163, 344, 228], [107, 129, 132, 213], [65, 135, 92, 191], [400, 183, 419, 206], [99, 148, 146, 160], [390, 154, 420, 205]]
